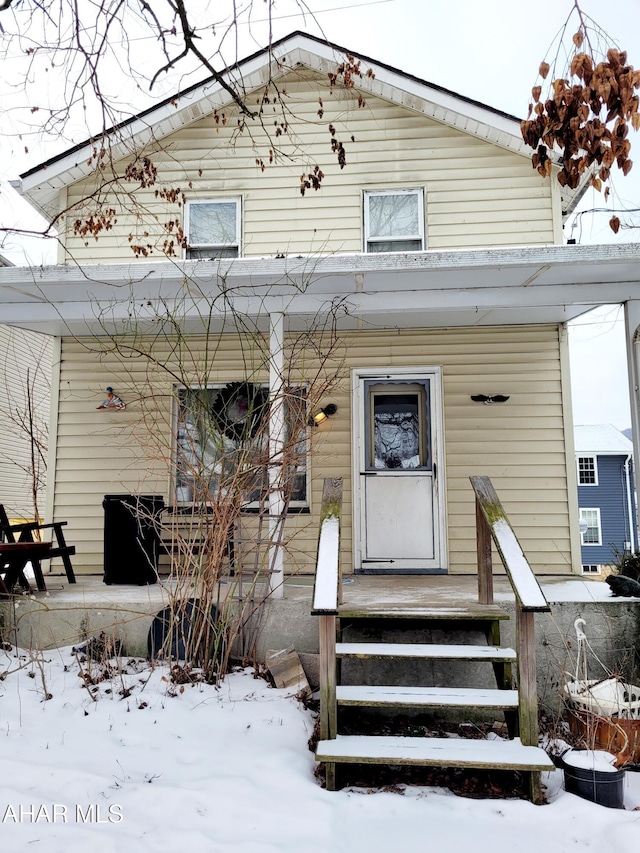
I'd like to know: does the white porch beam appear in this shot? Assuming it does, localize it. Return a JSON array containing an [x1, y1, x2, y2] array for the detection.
[[268, 312, 285, 598]]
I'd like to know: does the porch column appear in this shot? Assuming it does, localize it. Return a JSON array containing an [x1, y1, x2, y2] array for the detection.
[[624, 299, 640, 546], [268, 311, 285, 598]]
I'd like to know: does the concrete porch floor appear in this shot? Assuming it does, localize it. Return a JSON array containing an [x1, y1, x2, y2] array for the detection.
[[2, 571, 637, 678]]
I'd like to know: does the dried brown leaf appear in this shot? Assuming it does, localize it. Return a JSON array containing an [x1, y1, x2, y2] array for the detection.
[[609, 215, 621, 233], [532, 85, 542, 103], [539, 61, 550, 80], [573, 30, 584, 48]]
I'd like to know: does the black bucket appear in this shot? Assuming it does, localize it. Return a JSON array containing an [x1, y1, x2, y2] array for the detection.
[[561, 752, 625, 809]]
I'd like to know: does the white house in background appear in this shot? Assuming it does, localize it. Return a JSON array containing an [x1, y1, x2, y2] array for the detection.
[[574, 423, 637, 574], [0, 31, 640, 588]]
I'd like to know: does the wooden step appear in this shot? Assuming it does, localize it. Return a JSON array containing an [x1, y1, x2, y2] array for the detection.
[[336, 642, 516, 661], [336, 685, 519, 710], [316, 734, 554, 772], [338, 602, 509, 621]]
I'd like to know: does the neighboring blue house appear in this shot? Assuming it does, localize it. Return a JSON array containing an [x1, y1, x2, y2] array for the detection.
[[575, 424, 637, 574]]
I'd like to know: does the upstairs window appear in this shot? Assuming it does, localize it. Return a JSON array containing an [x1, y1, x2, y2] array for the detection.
[[577, 455, 598, 485], [186, 199, 241, 259], [364, 189, 424, 253]]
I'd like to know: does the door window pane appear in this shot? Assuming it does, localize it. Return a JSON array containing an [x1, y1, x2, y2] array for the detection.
[[370, 390, 426, 469]]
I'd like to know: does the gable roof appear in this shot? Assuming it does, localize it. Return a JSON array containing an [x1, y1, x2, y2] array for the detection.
[[17, 30, 587, 221], [574, 424, 633, 455]]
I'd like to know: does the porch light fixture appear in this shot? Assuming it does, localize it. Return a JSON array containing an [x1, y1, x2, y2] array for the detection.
[[309, 403, 338, 426], [470, 394, 510, 405]]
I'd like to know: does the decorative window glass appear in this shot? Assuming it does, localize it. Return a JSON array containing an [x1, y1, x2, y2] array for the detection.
[[175, 384, 308, 507], [364, 189, 424, 253], [577, 455, 598, 485], [367, 384, 430, 470], [186, 199, 241, 258], [579, 508, 601, 546], [581, 564, 601, 574]]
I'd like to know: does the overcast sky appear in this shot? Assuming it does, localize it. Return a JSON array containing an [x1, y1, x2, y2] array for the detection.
[[0, 0, 638, 428]]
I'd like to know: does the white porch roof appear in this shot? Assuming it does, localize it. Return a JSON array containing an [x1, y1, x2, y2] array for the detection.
[[0, 242, 639, 337]]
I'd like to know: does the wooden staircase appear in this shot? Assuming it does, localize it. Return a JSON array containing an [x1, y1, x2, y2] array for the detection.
[[311, 477, 554, 803]]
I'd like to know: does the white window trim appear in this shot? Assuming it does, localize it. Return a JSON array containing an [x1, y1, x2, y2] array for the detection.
[[579, 507, 602, 546], [185, 197, 242, 257], [581, 564, 601, 574], [577, 454, 599, 486], [363, 188, 425, 253]]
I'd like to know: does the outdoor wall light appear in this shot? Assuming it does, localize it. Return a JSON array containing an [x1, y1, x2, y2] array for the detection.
[[309, 403, 338, 426], [470, 394, 510, 405]]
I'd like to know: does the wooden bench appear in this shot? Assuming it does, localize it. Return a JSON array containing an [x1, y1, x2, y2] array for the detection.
[[0, 505, 76, 591]]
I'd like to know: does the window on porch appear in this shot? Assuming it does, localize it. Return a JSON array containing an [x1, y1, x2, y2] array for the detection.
[[579, 508, 602, 545], [174, 384, 308, 508], [363, 189, 425, 253], [577, 455, 598, 485]]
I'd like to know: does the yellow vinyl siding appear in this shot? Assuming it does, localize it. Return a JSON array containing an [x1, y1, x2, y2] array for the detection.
[[0, 325, 52, 517], [52, 324, 571, 577], [61, 71, 554, 263]]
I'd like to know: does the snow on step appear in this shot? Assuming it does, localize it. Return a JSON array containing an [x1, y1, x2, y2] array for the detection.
[[336, 642, 516, 661], [316, 735, 554, 771], [336, 685, 519, 709], [338, 604, 509, 620]]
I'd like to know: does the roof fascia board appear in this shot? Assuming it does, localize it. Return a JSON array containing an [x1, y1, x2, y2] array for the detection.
[[20, 47, 286, 200], [287, 41, 528, 157], [1, 240, 639, 283]]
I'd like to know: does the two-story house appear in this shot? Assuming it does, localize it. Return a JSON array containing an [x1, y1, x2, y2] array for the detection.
[[1, 31, 640, 590], [575, 424, 637, 574]]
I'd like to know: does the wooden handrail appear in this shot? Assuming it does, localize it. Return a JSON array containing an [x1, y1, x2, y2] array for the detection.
[[311, 478, 343, 615], [470, 474, 549, 802], [470, 476, 549, 613], [311, 477, 343, 783]]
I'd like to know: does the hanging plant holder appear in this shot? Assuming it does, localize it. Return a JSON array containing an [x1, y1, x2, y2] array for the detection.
[[563, 619, 640, 765]]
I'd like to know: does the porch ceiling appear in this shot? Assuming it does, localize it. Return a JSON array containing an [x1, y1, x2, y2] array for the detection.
[[1, 242, 638, 336]]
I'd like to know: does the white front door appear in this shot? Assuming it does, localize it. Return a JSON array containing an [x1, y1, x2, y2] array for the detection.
[[353, 368, 446, 573]]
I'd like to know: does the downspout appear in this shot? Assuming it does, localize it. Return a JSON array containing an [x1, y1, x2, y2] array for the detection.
[[624, 454, 635, 553], [624, 300, 640, 550]]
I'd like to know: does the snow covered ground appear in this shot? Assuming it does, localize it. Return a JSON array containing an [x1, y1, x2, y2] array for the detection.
[[0, 645, 638, 853]]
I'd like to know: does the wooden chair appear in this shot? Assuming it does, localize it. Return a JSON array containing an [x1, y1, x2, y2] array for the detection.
[[0, 505, 76, 590]]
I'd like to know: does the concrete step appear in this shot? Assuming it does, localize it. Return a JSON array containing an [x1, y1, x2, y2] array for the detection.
[[336, 642, 516, 661], [316, 734, 554, 772], [336, 685, 519, 710]]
